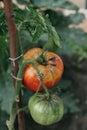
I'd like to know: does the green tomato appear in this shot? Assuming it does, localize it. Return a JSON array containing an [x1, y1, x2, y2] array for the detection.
[[28, 93, 64, 125]]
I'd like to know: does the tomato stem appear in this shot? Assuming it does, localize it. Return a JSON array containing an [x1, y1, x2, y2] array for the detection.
[[31, 61, 49, 96], [7, 59, 34, 130], [40, 81, 49, 97], [17, 106, 28, 113], [8, 55, 50, 130]]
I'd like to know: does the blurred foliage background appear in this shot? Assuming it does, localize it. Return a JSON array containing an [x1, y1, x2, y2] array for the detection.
[[0, 0, 87, 130]]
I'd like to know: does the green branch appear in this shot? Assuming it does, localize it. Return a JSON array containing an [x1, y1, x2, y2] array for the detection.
[[7, 54, 49, 130]]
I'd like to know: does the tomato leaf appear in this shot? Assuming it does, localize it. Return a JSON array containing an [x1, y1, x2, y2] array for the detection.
[[0, 109, 9, 130], [69, 13, 85, 24], [52, 79, 80, 114], [62, 91, 80, 113], [0, 71, 14, 114], [0, 36, 9, 71], [31, 0, 79, 10], [32, 25, 43, 42], [51, 27, 61, 48], [43, 27, 61, 51], [16, 6, 61, 51], [43, 34, 58, 51]]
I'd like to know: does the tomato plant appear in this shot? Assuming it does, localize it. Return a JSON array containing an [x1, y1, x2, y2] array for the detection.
[[1, 0, 83, 129], [28, 93, 64, 125], [22, 48, 64, 91]]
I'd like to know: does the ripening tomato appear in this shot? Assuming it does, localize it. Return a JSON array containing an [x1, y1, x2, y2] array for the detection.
[[28, 93, 64, 125], [23, 48, 64, 91]]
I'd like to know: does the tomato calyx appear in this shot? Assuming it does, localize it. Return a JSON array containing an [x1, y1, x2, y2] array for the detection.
[[36, 93, 50, 101], [36, 92, 57, 102], [36, 52, 57, 66], [36, 52, 48, 66]]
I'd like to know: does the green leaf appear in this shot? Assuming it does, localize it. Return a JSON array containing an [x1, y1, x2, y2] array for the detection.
[[52, 79, 80, 114], [62, 91, 80, 113], [0, 10, 7, 35], [16, 6, 61, 51], [43, 27, 61, 51], [57, 79, 72, 90], [57, 27, 87, 59], [51, 27, 61, 48], [43, 34, 57, 51], [60, 1, 79, 10], [0, 36, 9, 71], [0, 36, 8, 55], [69, 13, 85, 24], [0, 71, 14, 114], [31, 0, 66, 7], [31, 0, 79, 10], [0, 109, 9, 130], [32, 25, 43, 42]]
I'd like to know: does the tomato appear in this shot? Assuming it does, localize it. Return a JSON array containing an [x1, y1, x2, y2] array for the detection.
[[28, 93, 64, 125], [23, 48, 64, 91]]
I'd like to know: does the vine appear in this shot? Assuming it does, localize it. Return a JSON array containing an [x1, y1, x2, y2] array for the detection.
[[6, 55, 50, 130]]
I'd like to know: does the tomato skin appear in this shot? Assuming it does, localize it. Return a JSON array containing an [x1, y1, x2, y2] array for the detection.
[[23, 48, 64, 91], [28, 93, 64, 125]]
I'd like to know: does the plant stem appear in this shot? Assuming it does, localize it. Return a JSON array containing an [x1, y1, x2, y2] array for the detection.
[[5, 53, 49, 130], [6, 59, 35, 130], [3, 1, 25, 130], [32, 62, 49, 96]]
